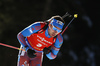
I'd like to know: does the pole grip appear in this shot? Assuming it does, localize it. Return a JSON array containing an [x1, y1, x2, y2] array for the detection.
[[61, 14, 78, 35]]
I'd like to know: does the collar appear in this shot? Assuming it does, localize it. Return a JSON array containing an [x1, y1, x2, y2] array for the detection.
[[45, 27, 51, 38]]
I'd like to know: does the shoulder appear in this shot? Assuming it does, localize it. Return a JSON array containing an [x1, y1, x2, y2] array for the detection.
[[32, 21, 46, 27], [30, 21, 47, 30], [21, 21, 47, 35]]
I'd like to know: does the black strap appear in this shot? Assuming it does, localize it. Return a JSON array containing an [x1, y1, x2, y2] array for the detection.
[[41, 22, 49, 31], [34, 22, 49, 33], [35, 22, 58, 41]]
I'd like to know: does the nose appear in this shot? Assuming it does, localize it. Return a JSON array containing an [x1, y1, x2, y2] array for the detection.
[[54, 30, 57, 33]]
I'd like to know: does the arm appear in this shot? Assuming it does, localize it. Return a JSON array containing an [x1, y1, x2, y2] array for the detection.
[[17, 22, 43, 50], [46, 34, 63, 60]]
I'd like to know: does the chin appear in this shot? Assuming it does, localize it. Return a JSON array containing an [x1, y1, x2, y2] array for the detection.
[[52, 35, 57, 37], [50, 35, 54, 37]]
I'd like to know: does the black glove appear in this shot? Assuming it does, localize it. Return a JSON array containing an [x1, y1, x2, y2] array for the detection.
[[43, 47, 51, 54], [27, 49, 36, 58]]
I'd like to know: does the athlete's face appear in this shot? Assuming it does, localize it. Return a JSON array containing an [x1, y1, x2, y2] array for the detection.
[[48, 24, 62, 37]]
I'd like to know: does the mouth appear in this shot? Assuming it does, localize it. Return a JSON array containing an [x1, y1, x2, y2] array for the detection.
[[51, 33, 55, 37]]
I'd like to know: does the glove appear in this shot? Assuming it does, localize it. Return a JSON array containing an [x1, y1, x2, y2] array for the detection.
[[27, 49, 36, 58], [43, 47, 51, 54]]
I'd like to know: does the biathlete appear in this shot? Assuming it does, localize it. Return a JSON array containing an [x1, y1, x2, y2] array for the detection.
[[17, 15, 65, 66]]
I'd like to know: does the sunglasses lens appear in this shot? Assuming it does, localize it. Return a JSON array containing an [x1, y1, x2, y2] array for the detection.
[[52, 24, 62, 33], [57, 30, 62, 33]]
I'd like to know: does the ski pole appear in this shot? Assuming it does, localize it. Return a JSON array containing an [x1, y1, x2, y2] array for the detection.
[[0, 43, 25, 51], [61, 14, 78, 35]]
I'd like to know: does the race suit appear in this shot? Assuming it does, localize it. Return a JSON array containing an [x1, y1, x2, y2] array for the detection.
[[17, 22, 63, 66]]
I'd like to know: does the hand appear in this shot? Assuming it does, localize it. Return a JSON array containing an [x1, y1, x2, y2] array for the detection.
[[43, 47, 51, 54], [27, 49, 36, 58]]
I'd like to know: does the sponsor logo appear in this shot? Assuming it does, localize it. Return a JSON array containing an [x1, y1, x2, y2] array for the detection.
[[37, 35, 52, 44], [56, 20, 63, 26], [37, 39, 47, 46], [33, 46, 43, 51]]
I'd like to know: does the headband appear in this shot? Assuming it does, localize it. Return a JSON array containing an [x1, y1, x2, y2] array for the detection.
[[50, 19, 64, 29]]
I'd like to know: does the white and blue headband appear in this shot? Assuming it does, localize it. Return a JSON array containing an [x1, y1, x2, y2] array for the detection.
[[50, 19, 64, 29]]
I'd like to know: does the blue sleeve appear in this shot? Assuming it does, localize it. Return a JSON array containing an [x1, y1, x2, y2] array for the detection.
[[21, 22, 42, 37], [46, 34, 63, 60], [17, 22, 42, 47]]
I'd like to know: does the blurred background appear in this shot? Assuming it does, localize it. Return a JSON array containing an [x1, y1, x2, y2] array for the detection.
[[0, 0, 100, 66]]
